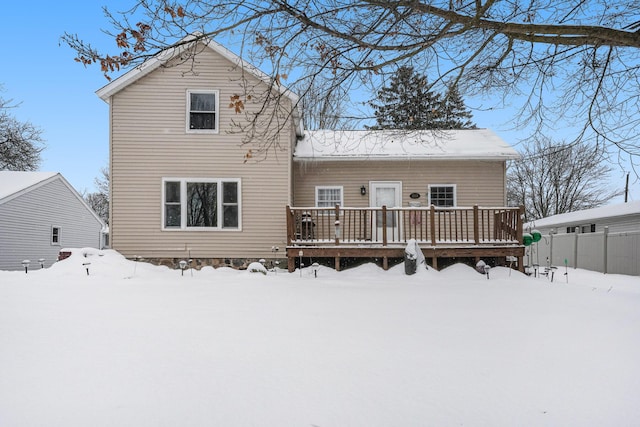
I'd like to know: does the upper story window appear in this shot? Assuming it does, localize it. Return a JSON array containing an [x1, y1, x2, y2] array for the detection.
[[316, 186, 343, 209], [187, 90, 219, 133], [428, 184, 456, 207], [162, 178, 241, 230]]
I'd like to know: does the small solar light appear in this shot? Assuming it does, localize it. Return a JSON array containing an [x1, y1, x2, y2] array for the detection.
[[83, 261, 91, 276], [38, 258, 45, 269], [179, 260, 187, 276], [22, 260, 30, 274], [483, 264, 491, 279]]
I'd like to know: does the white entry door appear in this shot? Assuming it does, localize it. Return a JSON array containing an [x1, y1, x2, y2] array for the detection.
[[370, 181, 402, 242]]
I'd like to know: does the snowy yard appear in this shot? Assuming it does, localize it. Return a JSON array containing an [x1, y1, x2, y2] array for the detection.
[[1, 249, 639, 426]]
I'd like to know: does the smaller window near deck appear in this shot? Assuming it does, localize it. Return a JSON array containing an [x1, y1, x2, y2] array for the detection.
[[428, 185, 456, 207], [316, 186, 343, 209], [51, 227, 61, 245]]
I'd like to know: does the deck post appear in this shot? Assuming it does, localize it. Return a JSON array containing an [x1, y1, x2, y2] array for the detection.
[[286, 205, 293, 245], [288, 255, 295, 273], [473, 205, 480, 245], [430, 205, 436, 246], [517, 205, 525, 272], [382, 205, 388, 246], [334, 204, 341, 246]]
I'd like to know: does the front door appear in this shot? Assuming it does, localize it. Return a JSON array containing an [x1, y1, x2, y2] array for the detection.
[[370, 181, 402, 242]]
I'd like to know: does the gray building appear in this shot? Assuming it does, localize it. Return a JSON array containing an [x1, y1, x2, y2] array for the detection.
[[0, 171, 106, 271], [524, 201, 640, 276]]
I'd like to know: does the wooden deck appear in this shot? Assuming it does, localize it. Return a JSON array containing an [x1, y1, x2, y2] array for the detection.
[[286, 205, 525, 271]]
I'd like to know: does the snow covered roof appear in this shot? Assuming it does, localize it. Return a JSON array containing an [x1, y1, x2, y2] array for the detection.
[[0, 171, 58, 202], [294, 129, 520, 160], [526, 201, 640, 229]]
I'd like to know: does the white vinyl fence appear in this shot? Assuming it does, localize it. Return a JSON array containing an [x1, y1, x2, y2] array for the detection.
[[525, 227, 639, 276]]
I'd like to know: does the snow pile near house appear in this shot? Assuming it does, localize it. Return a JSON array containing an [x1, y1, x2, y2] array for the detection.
[[1, 249, 639, 426]]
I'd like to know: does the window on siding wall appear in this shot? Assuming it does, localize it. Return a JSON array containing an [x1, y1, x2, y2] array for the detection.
[[428, 185, 456, 207], [51, 227, 61, 245], [316, 186, 343, 208], [163, 179, 240, 230], [187, 90, 218, 132]]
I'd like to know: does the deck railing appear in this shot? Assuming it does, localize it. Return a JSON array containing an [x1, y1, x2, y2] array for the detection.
[[287, 205, 523, 247]]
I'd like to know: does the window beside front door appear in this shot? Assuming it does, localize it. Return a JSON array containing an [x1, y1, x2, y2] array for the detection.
[[163, 178, 241, 230], [186, 90, 219, 133], [316, 186, 343, 209], [428, 184, 456, 207]]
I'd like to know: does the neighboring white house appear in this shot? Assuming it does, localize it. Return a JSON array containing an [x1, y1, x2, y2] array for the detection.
[[0, 171, 106, 271], [525, 201, 640, 235], [524, 201, 640, 276]]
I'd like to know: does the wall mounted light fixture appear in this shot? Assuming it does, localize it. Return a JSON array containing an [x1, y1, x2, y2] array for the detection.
[[360, 185, 367, 196]]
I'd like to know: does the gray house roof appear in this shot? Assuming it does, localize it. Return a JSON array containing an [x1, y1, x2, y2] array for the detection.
[[525, 200, 640, 230], [294, 129, 520, 161], [0, 171, 105, 227], [0, 171, 58, 204]]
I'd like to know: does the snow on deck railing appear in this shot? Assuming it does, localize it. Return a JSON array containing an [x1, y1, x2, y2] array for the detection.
[[287, 205, 523, 246]]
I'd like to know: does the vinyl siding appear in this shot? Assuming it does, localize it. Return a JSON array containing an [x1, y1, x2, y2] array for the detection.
[[109, 45, 294, 260], [293, 159, 507, 208], [0, 177, 103, 270]]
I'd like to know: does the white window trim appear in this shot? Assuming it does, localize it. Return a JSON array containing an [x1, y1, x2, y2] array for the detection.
[[315, 186, 344, 210], [51, 226, 61, 246], [162, 178, 242, 231], [186, 89, 220, 134], [428, 184, 457, 207]]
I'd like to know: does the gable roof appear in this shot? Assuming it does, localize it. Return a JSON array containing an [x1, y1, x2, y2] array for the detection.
[[526, 201, 640, 229], [0, 171, 105, 226], [0, 171, 58, 202], [96, 33, 299, 104], [294, 129, 520, 161]]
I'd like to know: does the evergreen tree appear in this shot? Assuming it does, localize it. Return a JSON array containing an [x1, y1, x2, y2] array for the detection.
[[367, 66, 442, 130], [367, 67, 475, 130], [440, 85, 476, 129]]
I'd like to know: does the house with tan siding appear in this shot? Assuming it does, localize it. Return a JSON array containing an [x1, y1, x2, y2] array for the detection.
[[98, 35, 524, 270], [97, 36, 301, 268]]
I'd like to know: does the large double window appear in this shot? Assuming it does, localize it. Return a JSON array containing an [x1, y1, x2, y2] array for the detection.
[[187, 90, 219, 133], [163, 178, 240, 230]]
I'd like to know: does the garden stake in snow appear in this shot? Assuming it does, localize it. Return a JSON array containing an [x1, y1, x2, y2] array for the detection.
[[298, 250, 304, 277], [564, 259, 569, 283], [179, 260, 187, 276], [83, 262, 91, 276], [312, 262, 320, 278]]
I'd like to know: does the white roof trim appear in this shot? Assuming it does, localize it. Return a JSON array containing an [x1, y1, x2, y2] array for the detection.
[[96, 33, 299, 104]]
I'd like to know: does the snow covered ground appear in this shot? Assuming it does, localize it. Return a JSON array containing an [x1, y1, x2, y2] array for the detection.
[[1, 249, 639, 426]]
